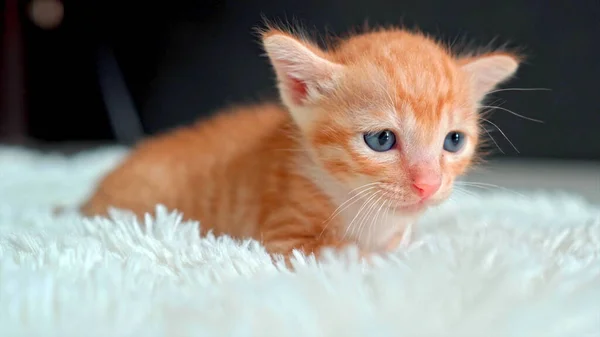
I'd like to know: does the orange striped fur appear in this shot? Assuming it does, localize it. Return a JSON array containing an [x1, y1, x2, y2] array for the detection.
[[81, 25, 521, 263]]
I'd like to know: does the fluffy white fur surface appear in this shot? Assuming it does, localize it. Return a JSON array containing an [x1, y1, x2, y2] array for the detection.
[[0, 145, 599, 337]]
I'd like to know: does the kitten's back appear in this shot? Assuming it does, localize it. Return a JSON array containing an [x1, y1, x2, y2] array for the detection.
[[80, 103, 291, 230]]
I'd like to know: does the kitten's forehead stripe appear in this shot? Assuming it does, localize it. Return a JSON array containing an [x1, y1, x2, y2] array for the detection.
[[302, 28, 488, 188]]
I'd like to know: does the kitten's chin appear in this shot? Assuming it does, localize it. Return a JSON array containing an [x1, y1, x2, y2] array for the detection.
[[389, 202, 427, 214], [390, 196, 446, 214]]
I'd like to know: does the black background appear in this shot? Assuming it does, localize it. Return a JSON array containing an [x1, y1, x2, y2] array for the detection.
[[17, 0, 600, 160]]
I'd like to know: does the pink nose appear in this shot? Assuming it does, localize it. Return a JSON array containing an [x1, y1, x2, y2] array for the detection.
[[412, 182, 440, 199], [411, 176, 441, 200]]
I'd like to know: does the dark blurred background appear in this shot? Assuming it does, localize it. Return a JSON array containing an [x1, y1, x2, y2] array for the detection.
[[2, 0, 600, 160]]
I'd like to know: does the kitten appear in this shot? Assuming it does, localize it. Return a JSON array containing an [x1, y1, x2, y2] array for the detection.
[[81, 25, 521, 263]]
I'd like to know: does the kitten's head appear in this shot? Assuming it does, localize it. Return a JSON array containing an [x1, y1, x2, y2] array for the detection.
[[262, 26, 521, 214]]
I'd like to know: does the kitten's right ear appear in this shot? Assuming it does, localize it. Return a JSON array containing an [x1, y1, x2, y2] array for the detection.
[[262, 31, 343, 108], [459, 52, 521, 101]]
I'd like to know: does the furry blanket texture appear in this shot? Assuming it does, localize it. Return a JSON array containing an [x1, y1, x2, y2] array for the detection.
[[0, 145, 599, 337]]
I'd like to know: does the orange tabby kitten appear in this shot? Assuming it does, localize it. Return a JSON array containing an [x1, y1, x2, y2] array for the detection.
[[81, 25, 521, 262]]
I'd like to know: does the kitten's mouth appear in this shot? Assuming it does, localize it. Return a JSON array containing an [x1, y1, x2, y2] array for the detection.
[[377, 188, 430, 213]]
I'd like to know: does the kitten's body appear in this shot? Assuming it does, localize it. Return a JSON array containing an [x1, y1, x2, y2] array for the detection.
[[82, 27, 521, 260], [82, 103, 409, 254]]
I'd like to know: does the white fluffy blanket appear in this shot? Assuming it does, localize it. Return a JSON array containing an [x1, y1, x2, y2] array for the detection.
[[0, 146, 599, 337]]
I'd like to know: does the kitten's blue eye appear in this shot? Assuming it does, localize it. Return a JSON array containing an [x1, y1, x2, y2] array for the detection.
[[364, 130, 396, 152], [443, 131, 466, 153]]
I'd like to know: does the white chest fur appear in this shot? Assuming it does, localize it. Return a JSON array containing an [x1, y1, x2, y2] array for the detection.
[[298, 156, 417, 250], [302, 168, 414, 250], [335, 197, 416, 250]]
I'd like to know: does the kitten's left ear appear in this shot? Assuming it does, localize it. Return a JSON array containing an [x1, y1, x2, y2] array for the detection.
[[460, 53, 521, 101]]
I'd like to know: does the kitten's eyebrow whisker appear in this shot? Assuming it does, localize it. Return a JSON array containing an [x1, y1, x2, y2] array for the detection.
[[482, 118, 519, 154], [370, 72, 396, 111], [480, 105, 544, 124], [486, 87, 551, 95]]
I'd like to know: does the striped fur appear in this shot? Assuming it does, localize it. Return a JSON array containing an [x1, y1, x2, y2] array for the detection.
[[81, 26, 521, 263]]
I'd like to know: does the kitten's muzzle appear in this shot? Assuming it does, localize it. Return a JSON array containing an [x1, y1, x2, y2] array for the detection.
[[409, 166, 442, 201]]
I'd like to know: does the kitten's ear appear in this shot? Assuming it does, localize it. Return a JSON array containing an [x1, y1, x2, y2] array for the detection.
[[262, 31, 343, 108], [460, 53, 521, 101]]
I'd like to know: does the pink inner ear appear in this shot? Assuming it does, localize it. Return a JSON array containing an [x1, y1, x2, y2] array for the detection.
[[286, 76, 308, 105]]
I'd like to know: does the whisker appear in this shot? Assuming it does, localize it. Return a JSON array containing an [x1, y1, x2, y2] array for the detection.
[[322, 186, 379, 225], [357, 194, 385, 245], [383, 199, 393, 233], [319, 187, 378, 239], [482, 118, 520, 154], [480, 105, 544, 124], [486, 87, 551, 95], [343, 191, 378, 240], [354, 191, 383, 237], [372, 196, 388, 232], [369, 194, 391, 247], [456, 183, 496, 192], [373, 75, 396, 111], [456, 181, 502, 187], [456, 181, 526, 197], [368, 194, 387, 241], [482, 127, 505, 154], [344, 191, 381, 241], [347, 182, 381, 195], [353, 195, 376, 240], [452, 187, 478, 198]]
